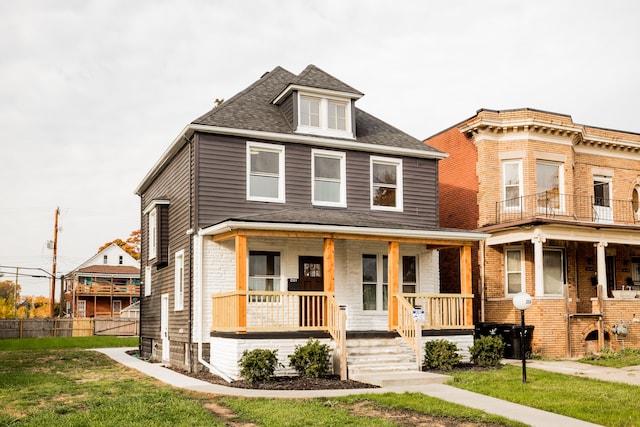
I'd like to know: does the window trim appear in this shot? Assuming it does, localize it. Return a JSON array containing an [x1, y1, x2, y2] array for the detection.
[[362, 253, 389, 312], [370, 156, 403, 212], [248, 250, 282, 293], [296, 92, 353, 138], [543, 247, 565, 296], [246, 141, 286, 203], [536, 160, 564, 213], [401, 254, 418, 294], [174, 250, 185, 311], [502, 160, 523, 212], [148, 208, 157, 260], [144, 266, 152, 297], [311, 149, 346, 207], [505, 247, 525, 295]]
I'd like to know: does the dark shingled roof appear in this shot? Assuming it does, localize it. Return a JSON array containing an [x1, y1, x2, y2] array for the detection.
[[217, 208, 449, 232], [192, 65, 442, 154]]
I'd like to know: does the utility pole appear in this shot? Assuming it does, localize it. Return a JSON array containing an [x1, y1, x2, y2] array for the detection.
[[50, 207, 60, 317]]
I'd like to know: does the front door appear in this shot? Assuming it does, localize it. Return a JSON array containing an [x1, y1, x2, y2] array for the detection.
[[298, 257, 324, 327], [161, 293, 170, 361]]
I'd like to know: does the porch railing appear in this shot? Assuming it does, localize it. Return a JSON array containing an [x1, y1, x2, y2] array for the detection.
[[74, 284, 140, 296], [495, 192, 638, 226], [397, 293, 474, 361], [211, 290, 335, 332]]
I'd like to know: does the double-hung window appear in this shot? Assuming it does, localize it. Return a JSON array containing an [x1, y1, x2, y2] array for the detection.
[[536, 161, 563, 212], [502, 160, 522, 211], [148, 208, 157, 260], [402, 256, 417, 293], [362, 254, 388, 311], [505, 247, 524, 295], [543, 248, 565, 295], [174, 250, 184, 311], [312, 149, 346, 207], [247, 142, 285, 202], [297, 93, 352, 138], [300, 96, 320, 127], [371, 157, 403, 211], [249, 251, 281, 293]]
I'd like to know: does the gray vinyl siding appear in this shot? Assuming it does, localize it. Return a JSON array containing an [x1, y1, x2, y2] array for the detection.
[[195, 132, 439, 229], [140, 143, 192, 346]]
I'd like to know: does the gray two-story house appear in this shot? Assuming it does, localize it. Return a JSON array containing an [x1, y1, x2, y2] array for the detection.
[[135, 65, 485, 381]]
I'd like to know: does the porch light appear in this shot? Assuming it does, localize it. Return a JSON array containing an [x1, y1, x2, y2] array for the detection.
[[513, 292, 532, 384]]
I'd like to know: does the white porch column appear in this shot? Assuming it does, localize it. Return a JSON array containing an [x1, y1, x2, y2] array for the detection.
[[595, 241, 608, 293], [531, 232, 546, 296]]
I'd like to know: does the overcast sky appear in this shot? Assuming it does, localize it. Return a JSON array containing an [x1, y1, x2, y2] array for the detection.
[[2, 0, 640, 296]]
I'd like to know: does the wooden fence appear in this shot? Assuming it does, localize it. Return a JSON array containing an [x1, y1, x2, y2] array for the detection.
[[0, 317, 139, 338]]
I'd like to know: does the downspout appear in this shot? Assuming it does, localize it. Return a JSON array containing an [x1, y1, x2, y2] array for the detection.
[[480, 240, 486, 322], [187, 136, 194, 372]]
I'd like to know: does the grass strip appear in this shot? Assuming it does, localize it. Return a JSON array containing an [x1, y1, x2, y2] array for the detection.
[[451, 365, 640, 427], [0, 336, 138, 351]]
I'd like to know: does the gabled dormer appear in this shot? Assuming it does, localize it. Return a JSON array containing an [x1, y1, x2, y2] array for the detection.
[[271, 65, 363, 139]]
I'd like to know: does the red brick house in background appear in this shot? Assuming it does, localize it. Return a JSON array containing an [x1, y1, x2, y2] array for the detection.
[[63, 243, 140, 317], [427, 108, 640, 357]]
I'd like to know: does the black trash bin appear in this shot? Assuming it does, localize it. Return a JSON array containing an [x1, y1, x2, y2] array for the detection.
[[473, 322, 500, 340], [497, 324, 517, 359], [511, 325, 534, 359]]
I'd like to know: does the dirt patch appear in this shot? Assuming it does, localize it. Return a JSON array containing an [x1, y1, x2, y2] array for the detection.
[[343, 400, 504, 427], [203, 402, 257, 427]]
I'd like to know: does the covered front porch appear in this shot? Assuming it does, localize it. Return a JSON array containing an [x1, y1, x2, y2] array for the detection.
[[198, 217, 485, 379]]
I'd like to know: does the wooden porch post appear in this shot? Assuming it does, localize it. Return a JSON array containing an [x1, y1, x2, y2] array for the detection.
[[388, 241, 399, 331], [323, 238, 335, 293], [460, 245, 473, 326], [236, 235, 247, 332]]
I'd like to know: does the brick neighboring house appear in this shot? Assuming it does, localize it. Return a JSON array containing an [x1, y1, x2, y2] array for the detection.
[[134, 65, 486, 379], [63, 243, 140, 318], [426, 108, 640, 358]]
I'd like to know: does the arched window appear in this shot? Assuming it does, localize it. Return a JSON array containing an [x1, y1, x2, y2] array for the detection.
[[633, 185, 640, 221]]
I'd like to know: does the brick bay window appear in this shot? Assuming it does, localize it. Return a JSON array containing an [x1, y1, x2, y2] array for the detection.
[[371, 156, 403, 211], [247, 142, 285, 203]]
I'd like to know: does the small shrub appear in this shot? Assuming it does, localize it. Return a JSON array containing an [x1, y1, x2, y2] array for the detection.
[[423, 339, 462, 371], [238, 348, 280, 384], [288, 338, 332, 377], [469, 335, 504, 367]]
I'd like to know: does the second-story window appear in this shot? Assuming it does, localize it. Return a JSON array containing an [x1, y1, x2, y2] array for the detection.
[[312, 149, 346, 207], [536, 161, 563, 212], [148, 208, 157, 260], [247, 142, 285, 203], [502, 160, 522, 211], [371, 156, 403, 211], [103, 255, 108, 265]]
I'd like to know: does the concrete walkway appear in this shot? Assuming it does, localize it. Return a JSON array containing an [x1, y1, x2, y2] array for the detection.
[[96, 347, 607, 427]]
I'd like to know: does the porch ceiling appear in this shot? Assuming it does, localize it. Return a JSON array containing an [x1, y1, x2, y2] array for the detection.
[[485, 222, 640, 246]]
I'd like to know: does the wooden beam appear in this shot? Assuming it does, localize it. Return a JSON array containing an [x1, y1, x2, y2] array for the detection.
[[323, 238, 335, 293], [388, 241, 399, 331], [235, 235, 247, 331], [460, 245, 473, 326]]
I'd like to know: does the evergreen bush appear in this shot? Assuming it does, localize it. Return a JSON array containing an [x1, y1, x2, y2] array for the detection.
[[469, 335, 504, 367], [423, 339, 462, 371], [238, 348, 280, 383], [288, 338, 332, 377]]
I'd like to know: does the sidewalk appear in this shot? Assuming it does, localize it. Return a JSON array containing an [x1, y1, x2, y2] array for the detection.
[[96, 347, 606, 427]]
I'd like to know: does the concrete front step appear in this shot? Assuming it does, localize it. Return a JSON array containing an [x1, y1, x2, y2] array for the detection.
[[350, 370, 451, 387], [348, 362, 418, 376]]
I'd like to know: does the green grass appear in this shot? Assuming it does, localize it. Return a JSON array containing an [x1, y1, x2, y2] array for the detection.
[[451, 365, 640, 427], [0, 336, 138, 351], [0, 347, 523, 427], [578, 348, 640, 368]]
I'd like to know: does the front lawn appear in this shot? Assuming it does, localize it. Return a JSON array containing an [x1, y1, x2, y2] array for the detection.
[[578, 348, 640, 368], [0, 336, 138, 351], [451, 365, 640, 427]]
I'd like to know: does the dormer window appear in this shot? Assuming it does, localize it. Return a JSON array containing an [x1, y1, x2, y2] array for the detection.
[[297, 93, 352, 138]]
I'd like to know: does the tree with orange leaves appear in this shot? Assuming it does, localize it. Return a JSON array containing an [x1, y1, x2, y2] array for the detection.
[[98, 230, 141, 260]]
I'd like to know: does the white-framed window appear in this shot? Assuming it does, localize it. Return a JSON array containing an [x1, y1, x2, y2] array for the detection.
[[312, 149, 346, 207], [118, 255, 123, 265], [536, 161, 563, 212], [297, 93, 352, 138], [103, 255, 108, 264], [543, 248, 565, 295], [174, 250, 184, 311], [246, 142, 285, 203], [144, 266, 152, 297], [362, 254, 388, 311], [505, 247, 524, 295], [402, 255, 417, 294], [593, 175, 613, 223], [249, 251, 281, 292], [502, 160, 523, 211], [148, 208, 157, 260], [371, 156, 403, 211]]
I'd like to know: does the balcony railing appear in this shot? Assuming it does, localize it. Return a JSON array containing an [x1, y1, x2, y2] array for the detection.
[[496, 192, 639, 226], [74, 284, 140, 296]]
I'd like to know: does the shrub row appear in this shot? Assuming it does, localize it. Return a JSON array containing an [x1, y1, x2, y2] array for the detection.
[[423, 336, 505, 370], [238, 338, 332, 383]]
